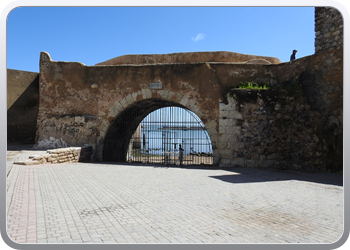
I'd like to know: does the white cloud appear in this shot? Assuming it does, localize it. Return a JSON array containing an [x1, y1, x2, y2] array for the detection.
[[192, 33, 206, 42]]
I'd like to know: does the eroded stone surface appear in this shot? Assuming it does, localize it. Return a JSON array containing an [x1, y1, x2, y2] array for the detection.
[[96, 51, 281, 66], [35, 46, 342, 172]]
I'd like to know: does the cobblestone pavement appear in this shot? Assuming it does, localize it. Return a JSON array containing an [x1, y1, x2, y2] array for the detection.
[[6, 151, 344, 244]]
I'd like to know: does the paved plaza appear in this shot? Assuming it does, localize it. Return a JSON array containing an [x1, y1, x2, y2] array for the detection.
[[5, 147, 344, 245]]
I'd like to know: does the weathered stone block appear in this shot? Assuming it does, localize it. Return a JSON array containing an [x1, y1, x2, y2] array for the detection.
[[229, 126, 241, 135], [25, 160, 41, 165], [229, 142, 244, 151], [220, 158, 231, 165], [267, 154, 279, 160], [260, 155, 267, 161], [205, 120, 217, 129], [246, 159, 257, 168], [14, 161, 26, 165], [141, 89, 152, 99], [219, 102, 228, 110], [219, 125, 226, 135], [220, 149, 232, 159], [231, 158, 245, 167], [207, 126, 218, 136], [220, 118, 235, 127], [259, 159, 275, 168], [219, 110, 229, 118], [108, 101, 123, 118], [120, 98, 128, 108], [33, 155, 44, 160], [47, 157, 56, 162], [179, 96, 189, 106], [229, 111, 243, 120], [43, 154, 51, 159], [125, 94, 134, 105]]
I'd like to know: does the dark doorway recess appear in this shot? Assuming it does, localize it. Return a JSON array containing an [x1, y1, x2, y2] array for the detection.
[[103, 99, 213, 166]]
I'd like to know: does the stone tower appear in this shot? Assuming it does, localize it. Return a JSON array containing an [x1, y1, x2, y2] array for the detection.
[[315, 7, 343, 52]]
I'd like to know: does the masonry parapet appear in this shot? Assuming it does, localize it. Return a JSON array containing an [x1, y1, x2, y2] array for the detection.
[[14, 146, 92, 165]]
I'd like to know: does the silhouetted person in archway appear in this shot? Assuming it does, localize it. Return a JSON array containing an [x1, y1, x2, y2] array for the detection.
[[178, 144, 184, 167], [290, 49, 297, 61]]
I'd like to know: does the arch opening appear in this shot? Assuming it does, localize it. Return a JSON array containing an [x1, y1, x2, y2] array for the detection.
[[103, 99, 213, 166]]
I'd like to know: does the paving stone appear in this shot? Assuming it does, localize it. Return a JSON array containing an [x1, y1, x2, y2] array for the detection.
[[6, 156, 344, 244]]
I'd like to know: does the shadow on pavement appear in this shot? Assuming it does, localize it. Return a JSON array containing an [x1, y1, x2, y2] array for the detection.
[[85, 161, 343, 187], [208, 167, 343, 187], [10, 143, 341, 188]]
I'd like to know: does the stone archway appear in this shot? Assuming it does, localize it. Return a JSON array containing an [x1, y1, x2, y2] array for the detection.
[[103, 98, 196, 162]]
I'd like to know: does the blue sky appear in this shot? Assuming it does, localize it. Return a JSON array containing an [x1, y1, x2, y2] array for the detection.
[[7, 7, 316, 72]]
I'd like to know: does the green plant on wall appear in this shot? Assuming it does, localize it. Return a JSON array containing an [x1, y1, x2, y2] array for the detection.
[[234, 81, 270, 90], [232, 81, 300, 93], [226, 80, 300, 101]]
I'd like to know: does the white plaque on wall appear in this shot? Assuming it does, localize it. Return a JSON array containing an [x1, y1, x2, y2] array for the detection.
[[150, 82, 162, 89]]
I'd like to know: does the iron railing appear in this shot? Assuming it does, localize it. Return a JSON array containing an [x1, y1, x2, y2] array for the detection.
[[126, 107, 213, 166]]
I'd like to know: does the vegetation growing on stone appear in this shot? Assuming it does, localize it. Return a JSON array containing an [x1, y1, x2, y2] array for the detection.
[[235, 81, 270, 90], [239, 81, 269, 89], [228, 81, 300, 98]]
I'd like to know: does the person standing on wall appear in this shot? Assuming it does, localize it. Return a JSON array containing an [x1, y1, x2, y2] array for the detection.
[[290, 49, 297, 61]]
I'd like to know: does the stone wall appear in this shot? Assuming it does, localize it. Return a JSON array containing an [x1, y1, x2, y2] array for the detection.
[[315, 7, 343, 52], [7, 69, 40, 142], [217, 44, 343, 172], [6, 7, 343, 172], [34, 45, 342, 172], [219, 86, 339, 172]]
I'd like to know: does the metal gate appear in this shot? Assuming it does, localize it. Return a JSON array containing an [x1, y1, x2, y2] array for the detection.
[[126, 107, 213, 166]]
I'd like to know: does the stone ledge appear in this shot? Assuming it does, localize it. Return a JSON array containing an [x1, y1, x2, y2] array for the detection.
[[14, 146, 92, 166]]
